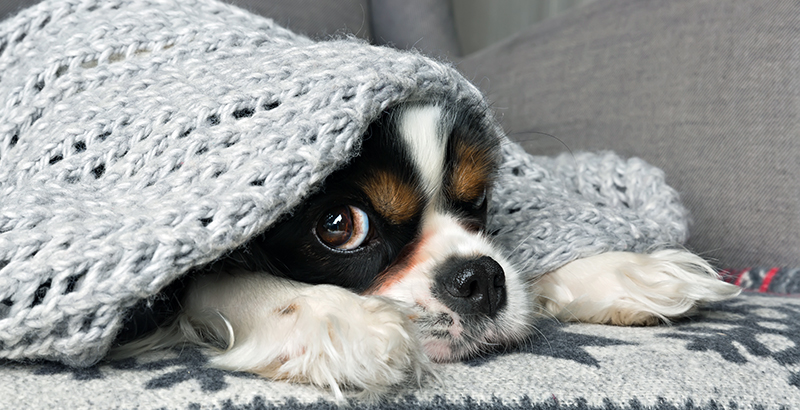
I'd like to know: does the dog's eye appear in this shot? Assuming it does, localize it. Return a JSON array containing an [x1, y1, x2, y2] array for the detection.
[[316, 205, 370, 251]]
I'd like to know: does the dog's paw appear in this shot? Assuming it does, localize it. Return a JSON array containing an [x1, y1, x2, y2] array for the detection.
[[209, 284, 432, 401], [538, 250, 741, 326]]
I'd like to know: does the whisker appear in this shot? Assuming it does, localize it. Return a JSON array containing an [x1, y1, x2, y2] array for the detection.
[[507, 129, 575, 160]]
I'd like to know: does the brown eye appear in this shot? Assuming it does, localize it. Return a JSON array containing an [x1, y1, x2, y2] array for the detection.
[[316, 205, 370, 250]]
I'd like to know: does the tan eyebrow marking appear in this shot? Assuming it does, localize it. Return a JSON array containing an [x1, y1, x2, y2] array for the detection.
[[358, 169, 422, 224], [449, 141, 495, 202]]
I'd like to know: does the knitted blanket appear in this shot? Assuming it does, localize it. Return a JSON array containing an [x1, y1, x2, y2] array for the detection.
[[0, 0, 688, 369]]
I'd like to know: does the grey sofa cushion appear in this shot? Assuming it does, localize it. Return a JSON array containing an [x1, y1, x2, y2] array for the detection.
[[370, 0, 462, 58], [0, 0, 372, 41], [458, 0, 800, 268], [229, 0, 371, 41]]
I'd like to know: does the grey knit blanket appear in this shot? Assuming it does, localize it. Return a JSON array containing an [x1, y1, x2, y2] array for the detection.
[[0, 0, 689, 368]]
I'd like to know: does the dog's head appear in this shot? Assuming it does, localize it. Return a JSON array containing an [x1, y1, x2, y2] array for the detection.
[[235, 104, 531, 361]]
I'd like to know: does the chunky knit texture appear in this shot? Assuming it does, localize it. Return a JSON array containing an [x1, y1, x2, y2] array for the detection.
[[0, 0, 689, 367]]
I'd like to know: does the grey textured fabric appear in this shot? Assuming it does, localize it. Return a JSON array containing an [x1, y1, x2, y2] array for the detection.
[[2, 294, 799, 409], [0, 0, 691, 369], [370, 0, 462, 58], [458, 0, 800, 268]]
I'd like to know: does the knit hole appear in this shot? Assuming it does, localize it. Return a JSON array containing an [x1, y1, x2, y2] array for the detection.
[[233, 107, 255, 119], [49, 154, 63, 165], [207, 114, 220, 126], [0, 298, 11, 320], [506, 207, 520, 215], [81, 59, 98, 69], [39, 16, 51, 29], [30, 110, 42, 126], [0, 260, 8, 270], [9, 134, 18, 147], [64, 273, 85, 294], [55, 65, 68, 78], [65, 175, 80, 184], [263, 101, 280, 111], [200, 217, 213, 227], [511, 167, 523, 176], [179, 128, 194, 138], [196, 146, 208, 155], [342, 94, 354, 102], [92, 163, 105, 178], [108, 52, 125, 63], [30, 279, 52, 308], [73, 141, 86, 152], [81, 316, 94, 332], [34, 80, 45, 92], [304, 134, 317, 144], [97, 131, 111, 142], [15, 32, 26, 43], [250, 178, 264, 186]]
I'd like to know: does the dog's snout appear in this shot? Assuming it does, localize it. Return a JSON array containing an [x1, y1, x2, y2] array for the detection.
[[440, 256, 506, 317]]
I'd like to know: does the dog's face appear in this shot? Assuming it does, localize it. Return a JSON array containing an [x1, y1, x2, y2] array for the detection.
[[235, 104, 530, 361]]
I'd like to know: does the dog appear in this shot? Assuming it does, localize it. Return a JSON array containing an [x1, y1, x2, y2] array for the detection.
[[113, 103, 740, 400]]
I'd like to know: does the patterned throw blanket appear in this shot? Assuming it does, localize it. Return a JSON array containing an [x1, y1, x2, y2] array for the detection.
[[2, 294, 799, 409]]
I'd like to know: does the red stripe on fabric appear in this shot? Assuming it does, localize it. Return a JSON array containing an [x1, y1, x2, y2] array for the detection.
[[734, 268, 750, 287], [759, 267, 780, 293]]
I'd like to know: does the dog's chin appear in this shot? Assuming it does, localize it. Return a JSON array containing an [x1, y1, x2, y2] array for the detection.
[[417, 311, 526, 362], [396, 290, 530, 363]]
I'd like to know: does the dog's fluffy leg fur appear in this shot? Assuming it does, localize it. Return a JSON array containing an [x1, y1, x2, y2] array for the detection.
[[534, 250, 741, 325], [117, 271, 432, 401]]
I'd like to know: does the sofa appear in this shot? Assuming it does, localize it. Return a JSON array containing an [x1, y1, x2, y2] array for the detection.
[[1, 0, 798, 409]]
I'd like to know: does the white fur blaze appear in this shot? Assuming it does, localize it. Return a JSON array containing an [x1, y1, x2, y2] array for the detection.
[[397, 105, 446, 198]]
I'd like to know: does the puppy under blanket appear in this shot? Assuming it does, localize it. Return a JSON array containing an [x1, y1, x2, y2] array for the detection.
[[0, 0, 689, 367]]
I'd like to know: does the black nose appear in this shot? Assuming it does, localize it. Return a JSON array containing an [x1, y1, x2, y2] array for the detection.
[[438, 256, 506, 317]]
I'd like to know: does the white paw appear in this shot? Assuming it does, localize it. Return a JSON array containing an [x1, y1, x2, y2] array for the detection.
[[209, 285, 432, 401], [538, 250, 741, 325]]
